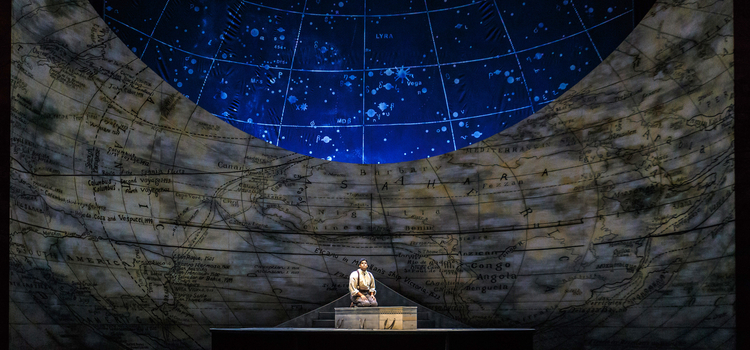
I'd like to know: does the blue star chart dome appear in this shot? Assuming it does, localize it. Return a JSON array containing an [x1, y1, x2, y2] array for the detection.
[[92, 0, 653, 164]]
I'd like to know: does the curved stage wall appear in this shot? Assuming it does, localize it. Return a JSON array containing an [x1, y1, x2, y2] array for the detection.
[[9, 0, 735, 349]]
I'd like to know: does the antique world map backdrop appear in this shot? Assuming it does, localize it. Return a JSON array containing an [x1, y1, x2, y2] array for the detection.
[[9, 0, 735, 349]]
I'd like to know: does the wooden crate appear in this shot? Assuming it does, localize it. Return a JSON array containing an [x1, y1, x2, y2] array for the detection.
[[334, 307, 417, 329]]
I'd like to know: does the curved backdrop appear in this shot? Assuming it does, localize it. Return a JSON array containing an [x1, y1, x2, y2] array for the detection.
[[9, 0, 735, 349]]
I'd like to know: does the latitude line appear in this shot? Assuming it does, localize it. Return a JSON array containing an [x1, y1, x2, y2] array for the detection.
[[569, 0, 603, 61], [276, 0, 309, 146], [239, 0, 477, 18], [219, 105, 533, 128], [139, 0, 171, 60], [492, 0, 536, 114], [103, 11, 631, 74], [9, 131, 731, 193], [11, 150, 732, 218], [8, 214, 735, 241], [423, 0, 457, 151], [10, 241, 732, 265]]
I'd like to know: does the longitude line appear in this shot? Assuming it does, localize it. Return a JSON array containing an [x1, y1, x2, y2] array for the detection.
[[423, 0, 457, 151], [196, 1, 250, 103], [140, 0, 171, 59], [362, 0, 367, 164], [276, 0, 309, 146], [195, 42, 223, 104], [492, 0, 536, 114], [570, 0, 603, 61]]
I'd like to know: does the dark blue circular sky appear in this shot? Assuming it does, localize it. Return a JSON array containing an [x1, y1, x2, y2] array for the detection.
[[92, 0, 653, 164]]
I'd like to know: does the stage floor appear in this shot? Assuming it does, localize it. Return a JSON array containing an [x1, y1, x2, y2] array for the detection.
[[211, 327, 535, 349]]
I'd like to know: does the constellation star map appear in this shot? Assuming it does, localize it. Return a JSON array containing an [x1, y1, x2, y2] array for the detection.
[[93, 0, 652, 163], [9, 0, 734, 349]]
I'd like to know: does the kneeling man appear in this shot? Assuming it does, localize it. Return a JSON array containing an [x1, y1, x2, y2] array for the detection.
[[349, 258, 378, 307]]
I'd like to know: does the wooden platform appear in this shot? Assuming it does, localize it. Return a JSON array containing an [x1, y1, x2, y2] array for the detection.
[[211, 328, 535, 350]]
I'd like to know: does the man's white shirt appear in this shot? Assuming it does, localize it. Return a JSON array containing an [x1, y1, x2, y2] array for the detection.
[[348, 269, 376, 297]]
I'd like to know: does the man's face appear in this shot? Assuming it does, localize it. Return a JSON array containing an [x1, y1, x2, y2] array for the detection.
[[359, 260, 368, 270]]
